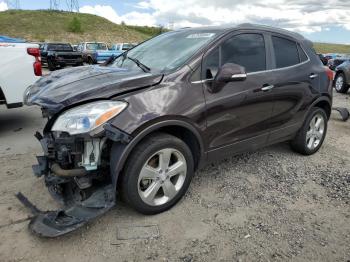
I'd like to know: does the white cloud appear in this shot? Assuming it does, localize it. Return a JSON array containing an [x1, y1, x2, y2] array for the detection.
[[80, 5, 122, 24], [80, 1, 350, 34], [0, 1, 8, 12], [134, 1, 152, 10], [79, 5, 156, 26], [121, 11, 156, 26]]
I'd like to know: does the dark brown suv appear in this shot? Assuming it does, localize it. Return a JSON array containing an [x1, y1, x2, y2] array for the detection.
[[23, 24, 333, 237]]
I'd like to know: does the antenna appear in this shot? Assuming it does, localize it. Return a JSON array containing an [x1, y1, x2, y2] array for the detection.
[[50, 0, 60, 10], [66, 0, 79, 12], [6, 0, 20, 9]]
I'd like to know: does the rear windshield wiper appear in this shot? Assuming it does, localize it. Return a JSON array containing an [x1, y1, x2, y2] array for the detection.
[[126, 56, 151, 73]]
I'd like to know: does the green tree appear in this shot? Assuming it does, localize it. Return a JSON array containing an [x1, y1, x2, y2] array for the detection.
[[68, 17, 82, 33]]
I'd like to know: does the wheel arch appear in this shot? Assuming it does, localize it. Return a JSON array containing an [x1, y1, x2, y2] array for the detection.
[[109, 120, 205, 189], [311, 96, 332, 119]]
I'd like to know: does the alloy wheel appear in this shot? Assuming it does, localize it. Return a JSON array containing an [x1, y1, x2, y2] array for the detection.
[[306, 113, 325, 150], [335, 75, 344, 91], [137, 148, 187, 206]]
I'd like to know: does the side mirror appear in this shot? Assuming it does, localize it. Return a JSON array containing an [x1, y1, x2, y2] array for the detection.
[[210, 63, 246, 92], [215, 63, 247, 83]]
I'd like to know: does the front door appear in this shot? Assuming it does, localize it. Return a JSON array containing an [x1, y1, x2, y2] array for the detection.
[[202, 32, 275, 160]]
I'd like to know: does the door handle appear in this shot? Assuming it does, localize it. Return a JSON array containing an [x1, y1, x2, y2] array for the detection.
[[309, 73, 318, 79], [260, 84, 274, 91]]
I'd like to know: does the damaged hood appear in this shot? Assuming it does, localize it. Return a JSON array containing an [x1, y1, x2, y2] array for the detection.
[[25, 65, 163, 114]]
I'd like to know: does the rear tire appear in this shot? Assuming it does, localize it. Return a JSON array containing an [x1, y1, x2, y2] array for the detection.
[[334, 72, 349, 93], [119, 133, 194, 215], [290, 107, 328, 155]]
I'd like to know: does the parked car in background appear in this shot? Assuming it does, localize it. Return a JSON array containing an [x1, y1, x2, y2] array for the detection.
[[324, 53, 338, 61], [0, 40, 41, 108], [24, 24, 333, 237], [328, 56, 350, 71], [40, 43, 83, 71], [334, 60, 350, 93], [77, 42, 122, 64], [110, 43, 136, 52], [318, 53, 327, 65], [0, 35, 26, 43]]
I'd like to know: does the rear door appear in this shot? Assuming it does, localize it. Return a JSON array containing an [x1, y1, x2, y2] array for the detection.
[[202, 32, 276, 159], [266, 34, 319, 143]]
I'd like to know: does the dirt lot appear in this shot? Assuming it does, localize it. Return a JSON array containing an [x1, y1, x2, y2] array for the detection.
[[0, 92, 349, 262]]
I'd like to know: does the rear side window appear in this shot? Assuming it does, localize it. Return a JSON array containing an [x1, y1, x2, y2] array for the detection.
[[221, 34, 266, 73], [297, 44, 308, 62], [272, 36, 299, 68]]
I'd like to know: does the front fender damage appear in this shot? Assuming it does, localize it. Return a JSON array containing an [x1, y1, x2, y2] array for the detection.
[[16, 123, 131, 237]]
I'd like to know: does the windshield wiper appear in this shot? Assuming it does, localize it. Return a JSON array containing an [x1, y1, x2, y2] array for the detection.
[[126, 56, 151, 73]]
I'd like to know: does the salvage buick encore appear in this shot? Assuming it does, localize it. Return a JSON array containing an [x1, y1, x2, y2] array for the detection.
[[23, 24, 333, 237]]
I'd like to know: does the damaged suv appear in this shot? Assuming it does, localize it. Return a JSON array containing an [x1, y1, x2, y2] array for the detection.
[[23, 24, 333, 237]]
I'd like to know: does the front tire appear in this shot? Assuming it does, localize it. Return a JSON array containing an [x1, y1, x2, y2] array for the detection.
[[291, 107, 328, 155], [334, 72, 349, 93], [119, 133, 194, 215], [47, 59, 56, 71], [87, 57, 94, 65]]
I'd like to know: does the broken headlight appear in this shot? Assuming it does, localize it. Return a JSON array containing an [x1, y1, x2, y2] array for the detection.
[[52, 101, 127, 135]]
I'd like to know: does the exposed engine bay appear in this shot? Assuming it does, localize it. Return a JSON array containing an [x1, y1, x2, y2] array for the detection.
[[17, 121, 131, 237]]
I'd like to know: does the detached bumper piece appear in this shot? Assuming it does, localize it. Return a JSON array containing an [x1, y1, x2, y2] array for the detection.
[[332, 107, 349, 121], [16, 184, 115, 237]]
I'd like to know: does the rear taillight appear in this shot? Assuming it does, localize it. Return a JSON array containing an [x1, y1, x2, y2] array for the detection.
[[27, 47, 40, 57], [27, 47, 42, 76], [325, 67, 334, 81], [33, 61, 42, 76]]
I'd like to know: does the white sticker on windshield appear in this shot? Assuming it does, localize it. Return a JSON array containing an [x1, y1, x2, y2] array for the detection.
[[186, 33, 215, 39]]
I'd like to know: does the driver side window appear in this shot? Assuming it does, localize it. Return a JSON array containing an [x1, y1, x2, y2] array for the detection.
[[202, 33, 266, 79], [203, 47, 219, 79]]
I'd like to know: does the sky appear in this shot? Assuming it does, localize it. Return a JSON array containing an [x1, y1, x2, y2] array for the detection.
[[1, 0, 350, 44]]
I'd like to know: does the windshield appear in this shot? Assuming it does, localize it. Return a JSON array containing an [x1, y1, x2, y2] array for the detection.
[[86, 43, 108, 50], [48, 44, 72, 51], [112, 30, 217, 72]]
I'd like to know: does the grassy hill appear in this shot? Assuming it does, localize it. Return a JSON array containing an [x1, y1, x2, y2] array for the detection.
[[313, 42, 350, 54], [1, 10, 349, 54], [0, 10, 163, 43]]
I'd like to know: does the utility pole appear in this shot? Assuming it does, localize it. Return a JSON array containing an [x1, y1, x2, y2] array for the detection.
[[6, 0, 20, 9], [50, 0, 60, 10], [66, 0, 79, 12]]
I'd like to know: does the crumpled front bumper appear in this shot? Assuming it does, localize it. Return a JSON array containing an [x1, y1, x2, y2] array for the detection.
[[17, 184, 114, 237], [17, 124, 131, 237]]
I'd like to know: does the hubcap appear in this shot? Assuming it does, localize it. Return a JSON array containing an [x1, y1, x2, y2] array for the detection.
[[137, 148, 187, 206], [335, 75, 344, 91], [306, 114, 325, 150]]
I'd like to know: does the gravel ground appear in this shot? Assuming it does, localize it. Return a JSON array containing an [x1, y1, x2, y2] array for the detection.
[[0, 91, 349, 262]]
